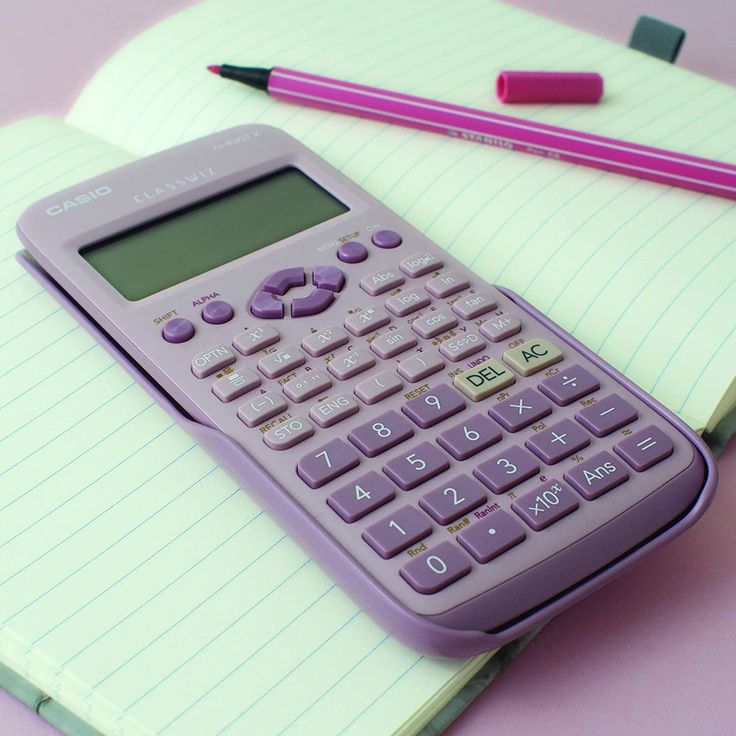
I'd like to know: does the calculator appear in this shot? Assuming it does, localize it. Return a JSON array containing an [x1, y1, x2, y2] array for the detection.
[[17, 125, 717, 657]]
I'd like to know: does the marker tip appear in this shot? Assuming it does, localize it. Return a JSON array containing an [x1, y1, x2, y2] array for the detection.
[[206, 65, 222, 75]]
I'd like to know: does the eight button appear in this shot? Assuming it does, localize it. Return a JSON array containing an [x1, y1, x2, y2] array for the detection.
[[363, 505, 432, 558], [348, 410, 414, 457]]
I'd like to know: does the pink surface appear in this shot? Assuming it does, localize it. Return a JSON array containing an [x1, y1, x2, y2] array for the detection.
[[1, 1, 735, 734]]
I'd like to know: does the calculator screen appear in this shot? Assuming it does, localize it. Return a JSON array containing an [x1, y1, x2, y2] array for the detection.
[[81, 167, 348, 300]]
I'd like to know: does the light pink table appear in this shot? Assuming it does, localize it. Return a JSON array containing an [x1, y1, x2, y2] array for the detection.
[[2, 2, 734, 734]]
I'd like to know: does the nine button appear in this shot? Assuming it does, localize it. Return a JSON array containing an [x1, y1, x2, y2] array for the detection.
[[402, 384, 465, 429]]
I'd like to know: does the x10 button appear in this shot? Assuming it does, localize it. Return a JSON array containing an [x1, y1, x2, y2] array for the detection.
[[512, 480, 579, 531]]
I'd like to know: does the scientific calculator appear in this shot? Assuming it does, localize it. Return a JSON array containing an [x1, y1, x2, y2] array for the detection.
[[17, 125, 716, 657]]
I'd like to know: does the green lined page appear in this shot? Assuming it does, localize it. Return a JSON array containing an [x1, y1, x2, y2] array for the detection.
[[69, 0, 736, 432]]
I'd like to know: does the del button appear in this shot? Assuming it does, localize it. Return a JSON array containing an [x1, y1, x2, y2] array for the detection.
[[503, 338, 563, 377], [453, 358, 515, 401]]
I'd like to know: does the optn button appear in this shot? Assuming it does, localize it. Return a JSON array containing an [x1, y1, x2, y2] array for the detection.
[[503, 338, 563, 376], [452, 358, 515, 401]]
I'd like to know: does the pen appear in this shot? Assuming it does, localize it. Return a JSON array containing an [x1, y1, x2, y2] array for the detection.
[[207, 64, 736, 200]]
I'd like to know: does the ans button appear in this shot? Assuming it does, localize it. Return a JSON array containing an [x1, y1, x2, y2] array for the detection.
[[201, 300, 234, 325], [250, 292, 284, 319], [337, 240, 368, 263], [371, 229, 402, 249], [261, 267, 306, 295], [162, 317, 194, 343], [291, 288, 334, 317]]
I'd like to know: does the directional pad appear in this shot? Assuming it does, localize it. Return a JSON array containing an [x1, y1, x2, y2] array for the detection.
[[312, 266, 345, 292], [261, 267, 306, 295], [292, 288, 334, 317]]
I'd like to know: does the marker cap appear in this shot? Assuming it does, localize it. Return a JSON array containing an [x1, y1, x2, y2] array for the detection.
[[496, 71, 604, 104]]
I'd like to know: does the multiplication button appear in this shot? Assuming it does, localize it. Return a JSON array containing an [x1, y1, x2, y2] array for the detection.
[[512, 480, 579, 531], [489, 388, 552, 432]]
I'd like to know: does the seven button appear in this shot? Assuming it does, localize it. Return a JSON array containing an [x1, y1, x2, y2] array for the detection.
[[297, 438, 360, 488]]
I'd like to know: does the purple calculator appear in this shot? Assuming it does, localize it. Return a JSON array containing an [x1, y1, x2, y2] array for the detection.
[[16, 126, 717, 657]]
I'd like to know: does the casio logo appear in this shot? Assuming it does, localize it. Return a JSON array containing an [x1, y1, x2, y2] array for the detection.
[[45, 186, 112, 216]]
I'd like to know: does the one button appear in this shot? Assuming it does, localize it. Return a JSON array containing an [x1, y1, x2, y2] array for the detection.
[[263, 416, 314, 450], [385, 290, 431, 317], [439, 332, 485, 362], [383, 442, 450, 491], [452, 293, 497, 320], [162, 317, 194, 344], [291, 288, 334, 317], [411, 310, 458, 339], [564, 451, 630, 500], [614, 425, 674, 471], [489, 388, 553, 432], [360, 268, 405, 296], [425, 271, 469, 298], [301, 325, 349, 357], [250, 291, 284, 319], [201, 300, 234, 325], [328, 348, 375, 380], [212, 369, 260, 402], [512, 480, 579, 531], [354, 371, 403, 405], [371, 229, 402, 249], [399, 252, 443, 278], [344, 307, 391, 337], [283, 370, 332, 403], [262, 267, 305, 295], [419, 475, 487, 525], [348, 410, 414, 457], [237, 390, 288, 427], [575, 394, 638, 437], [309, 393, 359, 428], [538, 364, 600, 406], [257, 345, 306, 378], [297, 438, 360, 488], [337, 240, 368, 264], [402, 384, 465, 429], [480, 314, 521, 342], [328, 471, 396, 523], [400, 542, 471, 594], [525, 418, 590, 464], [370, 328, 417, 359], [457, 511, 526, 563], [453, 358, 515, 401], [312, 266, 345, 292], [437, 414, 502, 461], [191, 345, 236, 378], [474, 446, 539, 494], [233, 325, 280, 356], [396, 352, 445, 383], [503, 338, 563, 376], [363, 505, 432, 559]]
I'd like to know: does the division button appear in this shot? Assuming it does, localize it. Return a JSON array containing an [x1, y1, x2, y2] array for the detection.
[[233, 325, 280, 355], [261, 267, 306, 295], [385, 289, 431, 317], [400, 542, 471, 594], [575, 394, 638, 437], [453, 358, 515, 401], [312, 266, 345, 292], [191, 345, 236, 378], [212, 369, 260, 402], [419, 475, 487, 525], [354, 371, 403, 404], [402, 383, 465, 429], [309, 392, 359, 428], [297, 438, 359, 488], [489, 388, 553, 432], [425, 271, 470, 298], [411, 310, 458, 339], [452, 293, 497, 320], [399, 252, 443, 278], [360, 268, 405, 296], [439, 332, 485, 362], [348, 410, 414, 457], [264, 416, 314, 451], [291, 288, 334, 317], [282, 370, 332, 403], [328, 348, 375, 380], [480, 314, 521, 342], [614, 425, 674, 471], [257, 345, 306, 378], [337, 240, 368, 264], [456, 510, 526, 563], [383, 441, 450, 491], [538, 364, 600, 405], [344, 307, 391, 336], [301, 325, 349, 357], [162, 317, 195, 344], [363, 505, 432, 559], [525, 418, 590, 464], [564, 450, 629, 500], [369, 327, 417, 359], [328, 471, 396, 523], [250, 291, 284, 319], [237, 390, 288, 427], [474, 446, 540, 494], [437, 414, 502, 461], [503, 338, 563, 376], [512, 480, 579, 531], [371, 229, 402, 249], [396, 352, 445, 383], [201, 300, 234, 325]]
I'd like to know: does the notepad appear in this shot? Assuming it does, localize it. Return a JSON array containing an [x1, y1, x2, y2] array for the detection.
[[0, 1, 734, 734]]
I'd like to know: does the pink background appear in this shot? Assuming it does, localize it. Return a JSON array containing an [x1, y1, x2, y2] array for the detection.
[[2, 1, 735, 734]]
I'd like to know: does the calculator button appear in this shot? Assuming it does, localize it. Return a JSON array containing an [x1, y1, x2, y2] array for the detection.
[[399, 252, 443, 278], [301, 325, 349, 357], [282, 370, 332, 403], [396, 352, 445, 383], [425, 271, 470, 298], [237, 390, 288, 427], [538, 364, 600, 405], [201, 300, 234, 325], [489, 388, 552, 432], [348, 410, 414, 457], [575, 394, 638, 437], [337, 240, 368, 263], [385, 290, 431, 317], [250, 291, 284, 319], [370, 328, 417, 359], [291, 288, 334, 317], [439, 332, 485, 362], [162, 317, 194, 343], [233, 325, 280, 355], [212, 369, 260, 402], [371, 229, 402, 249], [564, 451, 629, 500], [419, 475, 487, 525], [456, 511, 526, 563], [344, 307, 391, 336], [411, 310, 458, 339], [402, 384, 465, 429], [512, 480, 579, 531], [453, 359, 515, 401], [437, 414, 502, 460], [452, 293, 497, 320], [383, 442, 450, 491], [309, 393, 359, 428], [262, 267, 306, 295], [360, 268, 405, 296], [328, 471, 396, 522], [312, 265, 345, 292], [363, 505, 432, 558], [474, 446, 539, 494], [480, 314, 522, 342], [257, 345, 306, 378], [614, 426, 674, 471], [525, 418, 590, 464], [328, 348, 375, 380], [297, 438, 360, 488], [354, 371, 403, 405], [264, 416, 314, 451], [503, 338, 563, 376], [400, 542, 471, 594], [191, 345, 236, 378]]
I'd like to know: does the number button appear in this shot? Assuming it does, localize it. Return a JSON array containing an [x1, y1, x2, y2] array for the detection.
[[456, 511, 526, 563], [402, 383, 465, 429], [400, 542, 471, 594], [383, 442, 450, 491], [348, 410, 414, 457], [362, 505, 432, 558], [297, 439, 360, 488], [436, 414, 502, 460], [419, 475, 487, 525], [328, 471, 396, 523], [512, 480, 579, 530], [474, 446, 540, 494]]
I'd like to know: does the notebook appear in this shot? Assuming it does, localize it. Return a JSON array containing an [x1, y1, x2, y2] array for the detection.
[[1, 0, 734, 734]]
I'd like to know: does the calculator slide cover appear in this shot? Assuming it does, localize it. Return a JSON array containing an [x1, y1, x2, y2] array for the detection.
[[16, 126, 717, 657]]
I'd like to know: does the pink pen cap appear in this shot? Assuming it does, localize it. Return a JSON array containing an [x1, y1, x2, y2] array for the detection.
[[496, 70, 604, 104]]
